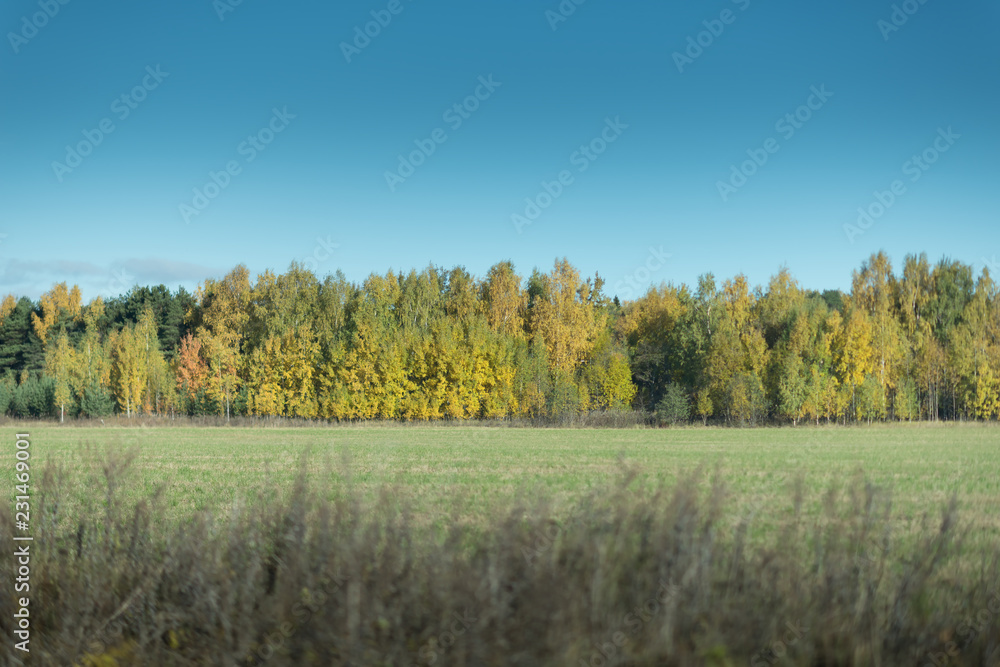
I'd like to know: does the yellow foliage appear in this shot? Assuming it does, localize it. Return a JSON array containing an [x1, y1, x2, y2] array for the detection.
[[0, 293, 16, 324], [529, 259, 603, 374], [31, 282, 82, 344]]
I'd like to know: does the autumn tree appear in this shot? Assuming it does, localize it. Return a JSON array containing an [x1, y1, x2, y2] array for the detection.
[[109, 326, 144, 418], [198, 266, 252, 420], [949, 271, 1000, 419], [137, 307, 172, 414], [483, 261, 527, 337], [851, 252, 905, 418], [45, 331, 75, 422], [174, 333, 209, 414], [31, 282, 82, 345], [528, 259, 603, 375], [706, 275, 768, 425]]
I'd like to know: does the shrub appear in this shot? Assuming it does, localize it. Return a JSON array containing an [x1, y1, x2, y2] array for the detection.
[[656, 383, 690, 426], [9, 374, 55, 417], [78, 382, 115, 418]]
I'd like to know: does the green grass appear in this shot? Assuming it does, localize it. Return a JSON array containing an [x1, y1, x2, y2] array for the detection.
[[9, 421, 1000, 544], [6, 421, 1000, 665]]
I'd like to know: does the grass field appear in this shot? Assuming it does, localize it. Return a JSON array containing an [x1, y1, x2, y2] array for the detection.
[[14, 421, 1000, 539], [6, 421, 1000, 665]]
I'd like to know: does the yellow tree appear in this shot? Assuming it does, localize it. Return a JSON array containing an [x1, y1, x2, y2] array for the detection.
[[477, 334, 519, 419], [79, 298, 109, 382], [45, 331, 76, 422], [832, 307, 875, 420], [706, 275, 768, 424], [279, 326, 321, 419], [137, 307, 172, 414], [592, 351, 636, 409], [247, 326, 320, 418], [174, 333, 208, 410], [109, 326, 145, 417], [896, 254, 939, 418], [0, 294, 16, 324], [339, 272, 404, 419], [949, 272, 1000, 419], [69, 297, 113, 419], [851, 253, 905, 418], [31, 282, 82, 344], [483, 261, 527, 337], [198, 266, 251, 420], [528, 259, 602, 374], [201, 331, 241, 420], [247, 336, 285, 416]]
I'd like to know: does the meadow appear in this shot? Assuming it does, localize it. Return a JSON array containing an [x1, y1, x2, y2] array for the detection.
[[3, 421, 1000, 665], [17, 421, 1000, 533]]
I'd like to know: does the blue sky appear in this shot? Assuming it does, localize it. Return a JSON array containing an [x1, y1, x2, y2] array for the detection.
[[1, 0, 997, 301]]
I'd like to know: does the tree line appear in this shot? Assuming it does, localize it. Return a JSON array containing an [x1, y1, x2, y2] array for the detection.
[[1, 251, 996, 425]]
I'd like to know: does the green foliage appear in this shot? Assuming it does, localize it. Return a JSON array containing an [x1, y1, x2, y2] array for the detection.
[[79, 382, 115, 417], [857, 375, 887, 423], [2, 252, 1000, 424], [0, 297, 46, 374], [894, 378, 920, 421], [549, 368, 584, 421], [655, 383, 690, 426], [0, 376, 14, 415], [9, 374, 55, 417], [103, 284, 195, 360]]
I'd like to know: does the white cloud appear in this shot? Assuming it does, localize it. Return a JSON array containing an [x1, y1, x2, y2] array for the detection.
[[0, 257, 221, 302]]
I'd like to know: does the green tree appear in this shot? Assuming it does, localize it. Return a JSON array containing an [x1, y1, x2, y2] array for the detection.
[[656, 383, 690, 426]]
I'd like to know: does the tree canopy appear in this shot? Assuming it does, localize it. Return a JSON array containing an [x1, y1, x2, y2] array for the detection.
[[2, 252, 997, 424]]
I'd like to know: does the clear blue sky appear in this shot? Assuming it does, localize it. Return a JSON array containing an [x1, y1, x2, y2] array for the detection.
[[1, 0, 997, 301]]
